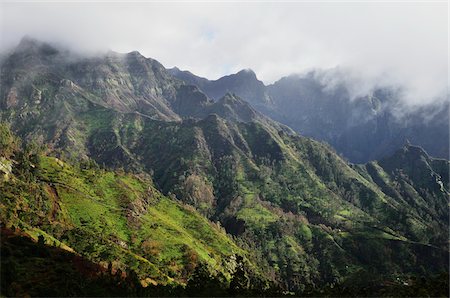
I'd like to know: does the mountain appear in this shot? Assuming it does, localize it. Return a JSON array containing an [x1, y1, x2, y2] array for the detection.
[[0, 38, 289, 159], [171, 69, 449, 163], [266, 73, 449, 163], [2, 38, 181, 121], [1, 37, 448, 296], [168, 67, 273, 110]]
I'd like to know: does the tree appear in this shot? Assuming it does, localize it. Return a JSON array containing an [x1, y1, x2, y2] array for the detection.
[[185, 263, 226, 296], [37, 235, 45, 246], [0, 123, 19, 158], [214, 155, 239, 204], [229, 256, 250, 295]]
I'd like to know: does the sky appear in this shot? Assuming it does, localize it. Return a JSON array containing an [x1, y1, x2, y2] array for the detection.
[[0, 1, 448, 104]]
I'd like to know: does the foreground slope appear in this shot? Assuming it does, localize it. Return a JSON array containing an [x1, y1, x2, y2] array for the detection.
[[1, 226, 143, 297], [0, 126, 261, 295]]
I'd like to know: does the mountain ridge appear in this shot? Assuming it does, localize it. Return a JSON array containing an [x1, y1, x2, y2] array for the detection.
[[170, 67, 449, 163], [1, 37, 448, 296]]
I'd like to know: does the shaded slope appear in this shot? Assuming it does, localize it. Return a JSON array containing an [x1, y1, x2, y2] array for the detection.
[[352, 145, 449, 244], [1, 226, 141, 297]]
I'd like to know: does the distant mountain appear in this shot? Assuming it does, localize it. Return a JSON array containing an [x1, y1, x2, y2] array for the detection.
[[267, 73, 449, 163], [171, 69, 449, 163], [1, 37, 448, 296], [168, 67, 273, 110]]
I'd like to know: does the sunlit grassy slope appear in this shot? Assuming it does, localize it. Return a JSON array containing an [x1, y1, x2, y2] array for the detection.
[[1, 155, 245, 286]]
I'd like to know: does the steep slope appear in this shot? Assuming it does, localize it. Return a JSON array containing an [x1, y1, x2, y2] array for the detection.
[[0, 127, 257, 291], [1, 226, 141, 297], [352, 145, 449, 243], [0, 38, 289, 161], [75, 108, 449, 291]]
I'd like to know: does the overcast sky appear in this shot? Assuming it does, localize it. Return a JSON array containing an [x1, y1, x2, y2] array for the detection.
[[0, 1, 448, 104]]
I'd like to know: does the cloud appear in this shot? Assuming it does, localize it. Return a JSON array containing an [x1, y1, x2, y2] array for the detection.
[[0, 1, 447, 105]]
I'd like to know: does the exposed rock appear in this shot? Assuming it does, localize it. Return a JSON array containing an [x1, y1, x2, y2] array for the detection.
[[31, 87, 42, 104], [5, 88, 19, 109]]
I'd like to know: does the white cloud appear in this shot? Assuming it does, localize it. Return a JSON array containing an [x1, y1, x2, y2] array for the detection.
[[0, 1, 447, 104]]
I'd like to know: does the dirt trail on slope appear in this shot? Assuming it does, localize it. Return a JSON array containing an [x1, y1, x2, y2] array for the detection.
[[45, 184, 61, 221]]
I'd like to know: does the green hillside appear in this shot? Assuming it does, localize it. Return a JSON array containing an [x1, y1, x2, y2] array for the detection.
[[1, 39, 448, 296], [0, 126, 268, 296]]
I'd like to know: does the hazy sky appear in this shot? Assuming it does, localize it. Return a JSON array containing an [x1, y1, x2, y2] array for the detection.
[[0, 1, 448, 104]]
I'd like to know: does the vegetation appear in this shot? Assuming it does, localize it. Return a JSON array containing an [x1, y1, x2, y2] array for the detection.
[[0, 124, 274, 296], [1, 38, 448, 296]]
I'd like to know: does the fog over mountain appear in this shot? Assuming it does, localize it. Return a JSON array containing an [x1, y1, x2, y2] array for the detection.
[[1, 1, 447, 105], [1, 7, 449, 294], [169, 66, 449, 163]]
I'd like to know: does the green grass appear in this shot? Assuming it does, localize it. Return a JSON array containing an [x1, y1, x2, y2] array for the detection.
[[236, 192, 278, 230], [140, 197, 240, 264], [298, 224, 312, 241], [3, 155, 247, 284]]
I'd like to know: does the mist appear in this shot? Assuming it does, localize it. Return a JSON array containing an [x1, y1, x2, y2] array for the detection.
[[0, 1, 447, 105]]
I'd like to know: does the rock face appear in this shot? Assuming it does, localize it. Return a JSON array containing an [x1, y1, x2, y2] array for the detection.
[[0, 37, 286, 157], [5, 88, 18, 108], [168, 68, 273, 108], [171, 69, 449, 163]]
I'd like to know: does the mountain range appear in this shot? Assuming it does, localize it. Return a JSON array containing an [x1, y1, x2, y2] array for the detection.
[[169, 67, 449, 163], [0, 37, 448, 297]]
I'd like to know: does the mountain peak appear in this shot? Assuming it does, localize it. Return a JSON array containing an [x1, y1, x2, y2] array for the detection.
[[168, 66, 181, 73], [16, 35, 40, 48], [229, 69, 263, 85], [125, 50, 150, 63], [400, 144, 430, 160], [127, 50, 144, 57], [236, 68, 257, 78], [379, 143, 432, 174], [15, 36, 59, 56]]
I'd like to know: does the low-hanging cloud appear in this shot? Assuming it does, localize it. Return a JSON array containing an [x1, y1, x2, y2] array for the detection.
[[0, 1, 447, 105]]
